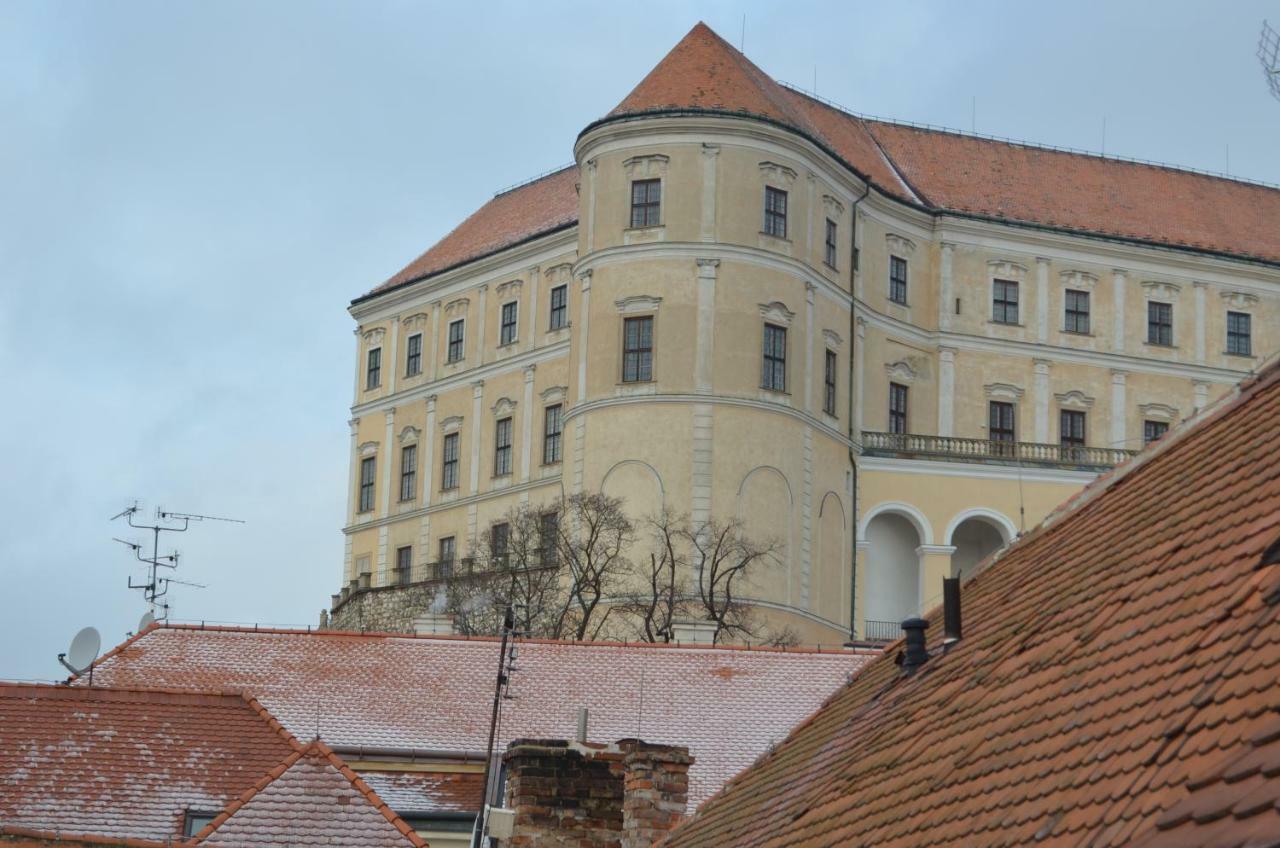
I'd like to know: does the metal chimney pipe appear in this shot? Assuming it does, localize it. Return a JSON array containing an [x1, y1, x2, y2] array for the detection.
[[943, 577, 962, 644], [900, 617, 929, 673]]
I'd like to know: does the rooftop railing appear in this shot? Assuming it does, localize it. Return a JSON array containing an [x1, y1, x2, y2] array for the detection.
[[861, 431, 1137, 471]]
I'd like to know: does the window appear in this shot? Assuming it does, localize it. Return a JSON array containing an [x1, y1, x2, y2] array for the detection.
[[992, 280, 1019, 324], [447, 319, 465, 362], [539, 512, 559, 565], [1147, 302, 1173, 346], [543, 404, 563, 464], [989, 401, 1016, 455], [500, 301, 518, 346], [184, 812, 218, 838], [889, 256, 908, 305], [1060, 410, 1087, 456], [761, 324, 787, 391], [366, 347, 381, 390], [1143, 419, 1169, 445], [763, 186, 787, 238], [437, 536, 455, 578], [441, 432, 459, 490], [1227, 311, 1252, 356], [824, 219, 838, 268], [399, 444, 417, 502], [491, 522, 510, 568], [405, 333, 422, 376], [622, 316, 653, 382], [358, 457, 376, 513], [630, 179, 661, 228], [395, 545, 412, 585], [889, 383, 908, 434], [494, 417, 513, 477], [823, 350, 837, 416], [1064, 290, 1090, 334], [549, 284, 568, 330]]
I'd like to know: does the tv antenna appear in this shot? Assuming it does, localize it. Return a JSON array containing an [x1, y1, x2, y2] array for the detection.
[[111, 502, 241, 619], [1261, 20, 1280, 103]]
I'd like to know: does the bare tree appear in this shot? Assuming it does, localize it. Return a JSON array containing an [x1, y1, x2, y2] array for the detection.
[[616, 509, 692, 642], [687, 517, 780, 644], [553, 492, 634, 641]]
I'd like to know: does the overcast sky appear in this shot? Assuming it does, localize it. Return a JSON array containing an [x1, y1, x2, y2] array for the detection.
[[1, 1, 1276, 680]]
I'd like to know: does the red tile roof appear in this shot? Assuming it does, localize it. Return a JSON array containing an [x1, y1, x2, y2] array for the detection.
[[661, 358, 1280, 846], [83, 628, 875, 807], [357, 770, 484, 815], [361, 23, 1278, 301], [0, 825, 174, 847], [191, 739, 426, 847], [0, 685, 299, 844]]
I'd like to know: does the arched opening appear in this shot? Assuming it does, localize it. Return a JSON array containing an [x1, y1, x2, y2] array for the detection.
[[863, 512, 921, 640], [950, 517, 1008, 579]]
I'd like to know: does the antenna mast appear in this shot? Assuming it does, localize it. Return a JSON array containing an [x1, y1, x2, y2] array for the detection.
[[1261, 20, 1280, 103], [111, 502, 241, 619]]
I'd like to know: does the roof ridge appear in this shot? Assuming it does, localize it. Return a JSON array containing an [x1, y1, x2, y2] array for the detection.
[[0, 825, 174, 847], [493, 162, 577, 197], [2, 680, 262, 703]]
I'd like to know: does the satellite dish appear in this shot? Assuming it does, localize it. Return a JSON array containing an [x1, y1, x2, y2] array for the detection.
[[59, 626, 102, 677], [138, 611, 156, 632]]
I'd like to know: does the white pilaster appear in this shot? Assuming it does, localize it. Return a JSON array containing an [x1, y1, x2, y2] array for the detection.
[[476, 284, 489, 366], [854, 318, 866, 438], [1194, 282, 1207, 363], [469, 381, 483, 495], [699, 144, 719, 242], [423, 396, 437, 507], [804, 283, 816, 412], [1112, 269, 1127, 354], [691, 403, 713, 531], [853, 212, 864, 300], [387, 314, 400, 395], [526, 266, 540, 353], [695, 259, 718, 393], [351, 329, 363, 405], [576, 271, 592, 401], [379, 408, 395, 519], [521, 365, 535, 482], [938, 347, 956, 437], [346, 418, 360, 525], [1194, 381, 1209, 412], [429, 300, 441, 380], [939, 242, 954, 331], [800, 427, 813, 609], [1034, 359, 1051, 443], [1036, 257, 1050, 343], [804, 171, 816, 259], [585, 158, 597, 252], [1110, 370, 1127, 448]]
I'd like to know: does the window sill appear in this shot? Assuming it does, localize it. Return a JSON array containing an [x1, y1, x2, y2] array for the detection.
[[988, 320, 1024, 329], [616, 381, 658, 397], [404, 371, 423, 380], [1223, 350, 1255, 359], [623, 225, 665, 245], [497, 340, 519, 350], [758, 388, 792, 406], [823, 261, 839, 273], [547, 323, 571, 335], [444, 358, 465, 367], [757, 232, 792, 255], [888, 299, 910, 309], [1143, 341, 1176, 350], [1061, 329, 1093, 337]]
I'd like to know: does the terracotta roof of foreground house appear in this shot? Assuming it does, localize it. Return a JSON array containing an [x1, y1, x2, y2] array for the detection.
[[361, 24, 1279, 302], [190, 739, 426, 847], [660, 358, 1280, 847], [0, 826, 174, 847], [0, 684, 300, 843], [82, 628, 875, 807]]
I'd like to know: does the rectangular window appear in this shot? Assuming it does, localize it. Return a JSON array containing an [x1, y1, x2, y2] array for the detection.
[[989, 401, 1016, 443], [543, 404, 563, 464], [1227, 311, 1252, 356], [494, 417, 513, 477], [441, 432, 460, 490], [358, 456, 376, 513], [447, 319, 465, 362], [824, 218, 838, 268], [1143, 419, 1169, 445], [630, 179, 661, 228], [500, 301, 518, 346], [491, 522, 510, 568], [1147, 302, 1173, 346], [823, 349, 837, 416], [405, 333, 422, 376], [549, 284, 568, 330], [395, 545, 412, 585], [540, 512, 559, 566], [761, 323, 787, 391], [399, 444, 417, 502], [622, 316, 653, 382], [889, 383, 908, 434], [889, 256, 908, 305], [366, 347, 381, 390], [1064, 290, 1090, 334], [1060, 410, 1087, 455], [437, 536, 455, 579], [763, 186, 787, 238], [184, 813, 218, 838], [993, 280, 1019, 324]]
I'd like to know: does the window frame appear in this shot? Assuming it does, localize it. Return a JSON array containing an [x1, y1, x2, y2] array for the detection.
[[1146, 301, 1173, 346], [629, 178, 662, 228], [365, 347, 382, 390], [539, 512, 559, 566], [889, 383, 909, 434], [622, 315, 654, 383], [441, 432, 460, 491], [184, 812, 219, 838], [358, 456, 376, 513], [399, 443, 417, 502], [491, 522, 510, 568], [499, 301, 518, 346], [1226, 311, 1252, 356], [989, 401, 1016, 443], [824, 218, 838, 269], [763, 186, 788, 238], [395, 545, 413, 585], [543, 403, 563, 465], [447, 318, 465, 363], [761, 323, 787, 392], [1143, 419, 1169, 445], [889, 255, 908, 305], [549, 284, 568, 331], [823, 349, 837, 416], [437, 536, 456, 578], [404, 333, 423, 377], [493, 416, 513, 477], [1060, 409, 1087, 452], [992, 279, 1020, 325], [1063, 289, 1091, 335]]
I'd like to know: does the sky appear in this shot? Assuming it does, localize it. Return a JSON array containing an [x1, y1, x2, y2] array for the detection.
[[1, 1, 1277, 681]]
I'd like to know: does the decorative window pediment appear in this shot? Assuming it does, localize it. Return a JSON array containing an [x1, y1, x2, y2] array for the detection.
[[988, 259, 1028, 279], [1220, 290, 1259, 309], [822, 329, 844, 349], [496, 279, 523, 298], [1141, 280, 1182, 300], [401, 313, 430, 331], [360, 326, 386, 344], [491, 396, 518, 417], [984, 382, 1025, 401], [544, 263, 573, 284], [1055, 390, 1095, 410], [758, 301, 795, 326], [623, 154, 670, 180], [758, 161, 798, 185], [822, 194, 845, 217], [398, 426, 420, 445], [886, 233, 917, 256], [1059, 270, 1099, 289], [358, 441, 380, 457], [440, 416, 464, 434], [444, 297, 470, 316], [885, 360, 918, 384], [541, 385, 568, 404], [615, 294, 663, 314], [1138, 402, 1179, 422]]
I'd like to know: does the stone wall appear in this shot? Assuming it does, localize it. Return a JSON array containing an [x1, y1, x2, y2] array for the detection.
[[325, 580, 441, 633]]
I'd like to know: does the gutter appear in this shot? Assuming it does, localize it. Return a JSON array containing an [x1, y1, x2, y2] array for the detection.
[[847, 181, 871, 642]]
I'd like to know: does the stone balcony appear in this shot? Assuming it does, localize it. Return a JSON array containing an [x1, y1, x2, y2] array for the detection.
[[861, 431, 1137, 472]]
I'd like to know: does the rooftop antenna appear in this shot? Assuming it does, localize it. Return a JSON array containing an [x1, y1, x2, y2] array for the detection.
[[971, 96, 976, 134], [1101, 116, 1107, 156], [740, 14, 745, 52], [1260, 20, 1280, 102], [473, 605, 518, 848], [58, 626, 101, 684], [111, 502, 241, 620]]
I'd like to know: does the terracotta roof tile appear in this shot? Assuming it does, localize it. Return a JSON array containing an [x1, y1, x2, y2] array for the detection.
[[191, 739, 426, 847], [358, 770, 484, 815], [0, 685, 299, 844], [661, 357, 1280, 846], [84, 630, 875, 808]]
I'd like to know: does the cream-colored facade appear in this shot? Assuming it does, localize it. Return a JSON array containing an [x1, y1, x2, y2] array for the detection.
[[340, 100, 1277, 646]]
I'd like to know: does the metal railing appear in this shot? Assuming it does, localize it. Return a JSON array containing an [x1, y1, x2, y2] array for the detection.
[[861, 431, 1136, 470], [863, 620, 902, 642]]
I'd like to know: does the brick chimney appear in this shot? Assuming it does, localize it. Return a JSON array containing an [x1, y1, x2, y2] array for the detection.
[[499, 738, 692, 847]]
